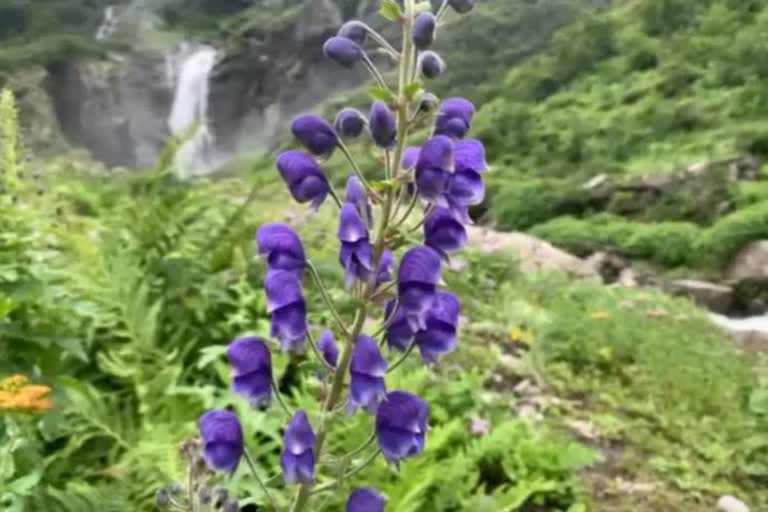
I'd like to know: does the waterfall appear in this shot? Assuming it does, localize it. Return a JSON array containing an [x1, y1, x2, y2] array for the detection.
[[167, 45, 219, 178], [95, 6, 117, 41]]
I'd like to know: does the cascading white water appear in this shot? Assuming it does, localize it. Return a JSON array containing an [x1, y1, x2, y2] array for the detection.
[[167, 45, 219, 178], [95, 6, 117, 41]]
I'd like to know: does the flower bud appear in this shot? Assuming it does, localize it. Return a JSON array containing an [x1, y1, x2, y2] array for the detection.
[[412, 12, 437, 50], [169, 482, 183, 495], [280, 410, 316, 484], [291, 114, 337, 157], [323, 36, 364, 68], [334, 108, 367, 139], [198, 486, 212, 505], [338, 20, 367, 45], [368, 101, 397, 148], [418, 51, 446, 79], [448, 0, 476, 14], [347, 487, 386, 512], [318, 331, 339, 368], [415, 92, 440, 115], [213, 487, 229, 507], [155, 489, 171, 509]]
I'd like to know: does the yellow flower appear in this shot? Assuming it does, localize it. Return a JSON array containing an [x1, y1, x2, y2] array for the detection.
[[0, 375, 53, 414], [589, 311, 610, 319], [509, 326, 530, 344]]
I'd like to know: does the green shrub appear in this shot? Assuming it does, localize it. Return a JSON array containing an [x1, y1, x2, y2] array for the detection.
[[696, 200, 768, 265]]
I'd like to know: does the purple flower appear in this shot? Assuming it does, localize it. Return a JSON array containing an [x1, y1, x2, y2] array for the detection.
[[345, 176, 372, 228], [424, 207, 467, 255], [397, 246, 442, 330], [338, 20, 367, 45], [281, 410, 316, 484], [402, 146, 421, 170], [264, 270, 308, 352], [376, 248, 394, 286], [453, 139, 489, 174], [338, 203, 375, 286], [434, 98, 475, 139], [323, 36, 363, 67], [335, 108, 367, 139], [318, 330, 339, 368], [376, 391, 428, 463], [349, 335, 388, 414], [448, 0, 476, 14], [415, 135, 453, 206], [418, 51, 446, 79], [415, 292, 460, 363], [256, 223, 305, 280], [412, 12, 437, 50], [384, 300, 413, 352], [276, 151, 330, 208], [198, 410, 244, 474], [445, 168, 485, 223], [347, 487, 386, 512], [291, 114, 338, 157], [227, 336, 272, 408], [369, 101, 397, 149]]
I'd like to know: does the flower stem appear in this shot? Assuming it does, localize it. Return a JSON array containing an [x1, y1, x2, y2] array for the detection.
[[387, 342, 416, 373], [271, 376, 293, 418], [243, 449, 279, 511], [307, 260, 350, 337], [336, 139, 378, 199], [361, 51, 390, 91]]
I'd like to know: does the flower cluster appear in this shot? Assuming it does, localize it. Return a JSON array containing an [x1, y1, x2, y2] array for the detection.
[[181, 1, 484, 511], [0, 374, 53, 414]]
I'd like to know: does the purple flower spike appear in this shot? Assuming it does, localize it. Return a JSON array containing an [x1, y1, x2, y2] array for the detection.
[[415, 292, 460, 363], [347, 487, 386, 512], [424, 207, 468, 255], [198, 410, 244, 474], [419, 51, 446, 80], [402, 146, 421, 170], [413, 12, 437, 50], [384, 300, 414, 352], [291, 114, 338, 157], [338, 203, 375, 286], [397, 246, 442, 331], [318, 331, 339, 368], [335, 108, 367, 139], [276, 151, 330, 208], [264, 270, 308, 352], [376, 391, 429, 463], [434, 98, 476, 139], [345, 176, 372, 228], [448, 0, 476, 14], [453, 139, 489, 173], [376, 248, 395, 286], [227, 336, 272, 408], [349, 335, 388, 414], [281, 410, 316, 484], [338, 20, 367, 45], [323, 36, 364, 68], [256, 223, 306, 280], [369, 101, 397, 149]]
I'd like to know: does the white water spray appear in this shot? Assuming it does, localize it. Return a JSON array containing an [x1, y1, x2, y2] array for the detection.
[[95, 6, 117, 40], [167, 45, 219, 178]]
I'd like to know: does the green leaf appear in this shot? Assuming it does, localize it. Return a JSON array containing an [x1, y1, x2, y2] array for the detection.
[[404, 80, 424, 100], [379, 0, 402, 22], [368, 86, 396, 104], [414, 1, 433, 14]]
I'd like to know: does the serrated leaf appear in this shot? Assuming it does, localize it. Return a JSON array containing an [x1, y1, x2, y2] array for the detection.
[[369, 86, 396, 104], [380, 0, 402, 22]]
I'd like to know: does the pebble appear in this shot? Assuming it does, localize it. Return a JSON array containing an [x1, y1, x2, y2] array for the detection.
[[717, 495, 750, 512]]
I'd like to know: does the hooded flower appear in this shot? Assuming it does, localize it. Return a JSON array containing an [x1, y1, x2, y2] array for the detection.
[[418, 51, 446, 79], [324, 36, 364, 67], [276, 151, 330, 208], [376, 248, 394, 286], [349, 335, 388, 414], [291, 114, 338, 157], [384, 300, 414, 352], [347, 488, 386, 512], [434, 98, 476, 139], [281, 410, 316, 484], [338, 20, 367, 45], [401, 146, 421, 171], [338, 203, 375, 286], [369, 101, 397, 148], [415, 292, 460, 363], [376, 391, 428, 463], [397, 246, 442, 330], [256, 223, 306, 280], [227, 336, 272, 408], [415, 135, 454, 206], [198, 410, 244, 474], [448, 0, 477, 14], [335, 108, 367, 139], [424, 207, 467, 255], [318, 330, 339, 368], [412, 12, 437, 50], [453, 139, 489, 174], [264, 270, 308, 352], [345, 176, 372, 228]]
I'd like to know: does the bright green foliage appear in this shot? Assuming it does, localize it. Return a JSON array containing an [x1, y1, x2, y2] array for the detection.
[[0, 88, 20, 190]]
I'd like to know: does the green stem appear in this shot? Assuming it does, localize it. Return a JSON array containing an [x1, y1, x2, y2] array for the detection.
[[387, 342, 416, 373], [243, 450, 279, 511], [271, 376, 293, 418], [356, 22, 399, 55], [337, 139, 378, 199], [361, 52, 390, 91], [307, 260, 350, 337], [310, 449, 383, 496]]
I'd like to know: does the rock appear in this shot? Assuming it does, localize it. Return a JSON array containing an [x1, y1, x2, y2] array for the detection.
[[710, 314, 768, 352], [726, 241, 768, 283], [617, 268, 639, 287], [717, 495, 750, 512], [666, 279, 734, 314], [585, 251, 628, 283], [466, 227, 599, 278]]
